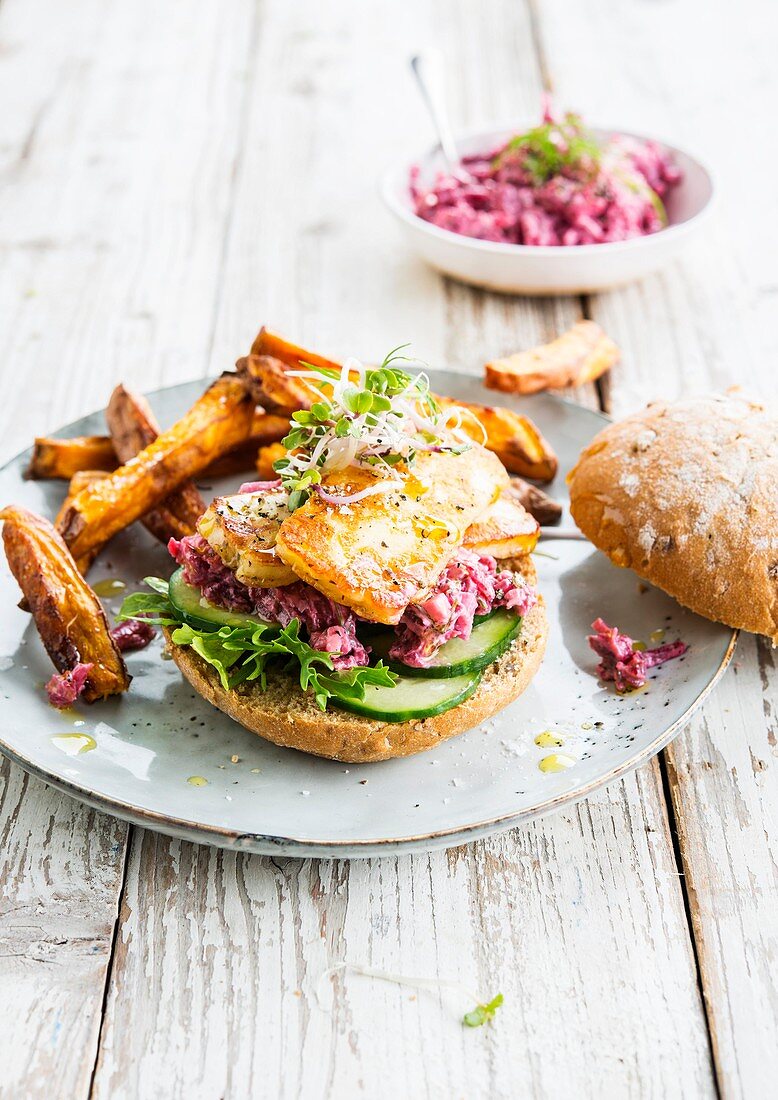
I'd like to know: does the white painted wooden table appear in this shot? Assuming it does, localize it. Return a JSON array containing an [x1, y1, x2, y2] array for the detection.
[[0, 1, 775, 1097]]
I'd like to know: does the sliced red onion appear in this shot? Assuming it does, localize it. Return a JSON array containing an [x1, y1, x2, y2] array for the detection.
[[238, 479, 283, 494], [314, 480, 402, 505]]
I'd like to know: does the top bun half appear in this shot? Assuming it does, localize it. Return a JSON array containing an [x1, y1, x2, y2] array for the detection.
[[568, 392, 778, 643]]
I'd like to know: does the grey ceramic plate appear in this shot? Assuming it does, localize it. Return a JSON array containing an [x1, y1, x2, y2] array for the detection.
[[0, 375, 736, 857]]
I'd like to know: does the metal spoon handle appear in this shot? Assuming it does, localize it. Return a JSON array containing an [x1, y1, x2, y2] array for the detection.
[[539, 528, 588, 541], [410, 51, 460, 170]]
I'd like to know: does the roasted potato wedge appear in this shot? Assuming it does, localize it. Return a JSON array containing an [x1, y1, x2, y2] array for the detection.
[[463, 495, 540, 557], [506, 477, 563, 526], [1, 505, 129, 701], [58, 374, 254, 563], [250, 326, 343, 373], [106, 384, 206, 541], [485, 321, 620, 395], [438, 397, 558, 483], [256, 441, 287, 480], [26, 436, 117, 480]]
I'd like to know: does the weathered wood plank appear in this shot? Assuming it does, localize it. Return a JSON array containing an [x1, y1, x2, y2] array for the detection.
[[666, 640, 778, 1099], [0, 0, 257, 1095], [91, 1, 715, 1096], [94, 766, 712, 1100], [534, 0, 778, 1094], [0, 0, 257, 453], [0, 758, 127, 1098]]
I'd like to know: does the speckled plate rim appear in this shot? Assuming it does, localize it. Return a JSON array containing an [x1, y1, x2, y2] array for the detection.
[[0, 383, 738, 858], [0, 630, 736, 857]]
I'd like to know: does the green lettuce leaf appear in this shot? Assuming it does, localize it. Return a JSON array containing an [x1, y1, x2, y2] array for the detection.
[[116, 578, 177, 625], [118, 578, 397, 710]]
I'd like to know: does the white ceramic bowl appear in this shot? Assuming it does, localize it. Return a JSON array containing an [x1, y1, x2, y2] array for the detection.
[[381, 125, 715, 296]]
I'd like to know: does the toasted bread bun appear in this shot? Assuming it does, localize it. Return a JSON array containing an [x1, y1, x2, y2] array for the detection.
[[568, 393, 778, 643], [165, 555, 547, 762]]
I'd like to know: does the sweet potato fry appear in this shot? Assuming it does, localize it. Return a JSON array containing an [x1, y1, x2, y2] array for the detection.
[[106, 384, 206, 541], [1, 505, 129, 701], [29, 413, 291, 484], [26, 436, 117, 480], [54, 470, 109, 526], [506, 477, 563, 526], [237, 355, 317, 414], [485, 321, 620, 395], [256, 441, 287, 480], [58, 373, 254, 563], [53, 471, 110, 573], [197, 413, 290, 478], [250, 326, 342, 373], [243, 330, 559, 481], [248, 410, 292, 443], [438, 397, 558, 482]]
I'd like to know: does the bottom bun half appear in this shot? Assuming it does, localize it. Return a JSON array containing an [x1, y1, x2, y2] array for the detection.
[[165, 600, 548, 763]]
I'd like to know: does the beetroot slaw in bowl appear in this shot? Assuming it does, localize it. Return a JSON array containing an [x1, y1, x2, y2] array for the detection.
[[381, 118, 714, 294], [409, 106, 682, 247]]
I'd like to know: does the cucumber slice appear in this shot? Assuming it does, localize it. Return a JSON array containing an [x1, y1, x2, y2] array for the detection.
[[168, 568, 278, 633], [369, 609, 522, 678], [335, 670, 482, 722]]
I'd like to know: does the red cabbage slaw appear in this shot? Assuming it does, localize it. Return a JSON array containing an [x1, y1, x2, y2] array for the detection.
[[170, 535, 535, 672], [409, 103, 681, 247], [389, 549, 535, 668], [587, 618, 687, 693], [46, 662, 93, 708], [45, 620, 156, 708]]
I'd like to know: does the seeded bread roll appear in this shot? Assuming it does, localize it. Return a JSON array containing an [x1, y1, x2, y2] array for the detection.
[[568, 393, 778, 643], [167, 601, 547, 763]]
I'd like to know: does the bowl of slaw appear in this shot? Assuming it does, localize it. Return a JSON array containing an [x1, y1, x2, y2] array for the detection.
[[380, 119, 714, 295]]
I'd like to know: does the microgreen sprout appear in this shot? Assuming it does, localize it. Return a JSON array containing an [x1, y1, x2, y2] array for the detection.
[[495, 112, 601, 183], [315, 963, 504, 1031], [463, 992, 504, 1028], [273, 347, 473, 509]]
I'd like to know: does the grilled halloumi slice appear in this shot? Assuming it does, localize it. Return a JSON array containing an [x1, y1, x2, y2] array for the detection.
[[197, 488, 296, 587], [463, 495, 540, 558], [275, 446, 509, 624], [199, 479, 536, 595]]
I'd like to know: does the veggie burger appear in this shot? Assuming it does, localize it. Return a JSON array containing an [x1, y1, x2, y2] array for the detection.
[[121, 351, 548, 762]]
